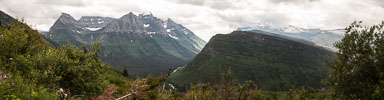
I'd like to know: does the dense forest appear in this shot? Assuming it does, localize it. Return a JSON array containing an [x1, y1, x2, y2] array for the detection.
[[1, 18, 384, 99]]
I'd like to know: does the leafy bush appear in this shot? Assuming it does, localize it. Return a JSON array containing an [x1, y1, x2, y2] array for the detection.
[[0, 20, 129, 99], [327, 21, 384, 99]]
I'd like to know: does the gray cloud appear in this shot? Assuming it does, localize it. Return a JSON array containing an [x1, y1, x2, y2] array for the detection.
[[37, 0, 85, 7], [168, 0, 235, 9], [205, 0, 234, 9], [269, 0, 320, 4], [366, 0, 384, 8], [1, 0, 384, 41], [168, 0, 205, 5]]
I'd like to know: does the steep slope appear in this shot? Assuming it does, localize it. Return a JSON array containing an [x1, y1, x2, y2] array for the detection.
[[0, 10, 58, 47], [46, 12, 206, 76], [238, 25, 345, 50], [0, 10, 14, 27], [168, 31, 335, 91]]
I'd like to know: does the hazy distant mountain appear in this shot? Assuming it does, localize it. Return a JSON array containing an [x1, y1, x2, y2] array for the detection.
[[238, 25, 345, 50], [168, 31, 335, 91], [46, 12, 206, 76]]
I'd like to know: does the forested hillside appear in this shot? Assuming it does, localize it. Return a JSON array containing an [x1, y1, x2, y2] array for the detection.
[[168, 31, 336, 91]]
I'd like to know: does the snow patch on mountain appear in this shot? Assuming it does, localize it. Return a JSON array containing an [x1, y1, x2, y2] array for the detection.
[[166, 29, 172, 32], [71, 29, 82, 33], [144, 24, 150, 27], [86, 27, 101, 31], [147, 32, 156, 34], [168, 34, 178, 40]]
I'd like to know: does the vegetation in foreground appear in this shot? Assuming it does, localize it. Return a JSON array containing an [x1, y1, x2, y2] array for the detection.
[[1, 20, 384, 99], [326, 21, 384, 99]]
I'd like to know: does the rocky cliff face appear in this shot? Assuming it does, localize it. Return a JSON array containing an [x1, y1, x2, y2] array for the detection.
[[101, 12, 146, 33], [49, 13, 88, 34], [140, 13, 167, 33], [78, 16, 114, 30], [46, 12, 206, 76]]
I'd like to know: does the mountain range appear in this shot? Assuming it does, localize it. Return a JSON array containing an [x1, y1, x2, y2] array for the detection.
[[1, 10, 339, 91], [238, 25, 345, 50], [168, 31, 336, 91], [46, 12, 206, 76]]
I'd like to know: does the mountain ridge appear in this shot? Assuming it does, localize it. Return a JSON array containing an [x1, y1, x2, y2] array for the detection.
[[46, 12, 206, 76], [238, 25, 345, 50], [168, 31, 336, 91], [0, 10, 14, 27]]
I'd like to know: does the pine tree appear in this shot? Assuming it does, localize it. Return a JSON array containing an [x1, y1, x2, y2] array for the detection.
[[123, 69, 129, 77]]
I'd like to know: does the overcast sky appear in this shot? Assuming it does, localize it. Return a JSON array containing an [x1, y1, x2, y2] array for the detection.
[[1, 0, 384, 41]]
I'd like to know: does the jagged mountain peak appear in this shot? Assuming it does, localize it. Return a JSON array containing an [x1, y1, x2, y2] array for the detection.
[[121, 12, 137, 18], [49, 13, 85, 32], [56, 13, 77, 24], [49, 12, 205, 42], [101, 12, 145, 33], [119, 12, 142, 23], [47, 12, 207, 76], [139, 13, 154, 17], [60, 13, 74, 19]]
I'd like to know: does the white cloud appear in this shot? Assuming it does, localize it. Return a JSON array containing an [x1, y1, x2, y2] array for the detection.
[[1, 0, 384, 41]]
